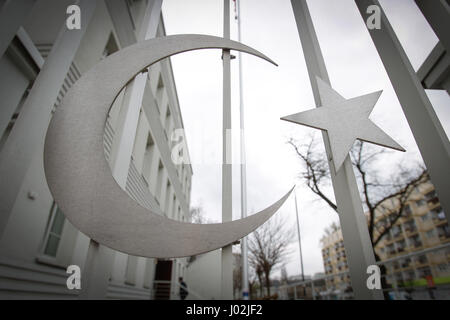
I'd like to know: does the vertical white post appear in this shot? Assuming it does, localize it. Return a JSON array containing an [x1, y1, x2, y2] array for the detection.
[[81, 0, 162, 299], [109, 0, 162, 186], [294, 191, 305, 294], [236, 0, 249, 300], [354, 0, 450, 224], [221, 0, 234, 300], [79, 240, 114, 299], [290, 0, 383, 300]]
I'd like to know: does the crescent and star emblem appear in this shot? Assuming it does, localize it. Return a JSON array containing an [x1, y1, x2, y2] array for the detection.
[[44, 34, 293, 258]]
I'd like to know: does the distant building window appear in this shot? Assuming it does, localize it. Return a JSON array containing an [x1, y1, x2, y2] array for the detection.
[[43, 203, 66, 257], [421, 213, 430, 222], [416, 255, 428, 265], [404, 204, 412, 216], [418, 266, 432, 278], [425, 190, 439, 204], [437, 224, 450, 239], [431, 207, 446, 221], [416, 199, 426, 207], [438, 263, 449, 272], [425, 229, 436, 239]]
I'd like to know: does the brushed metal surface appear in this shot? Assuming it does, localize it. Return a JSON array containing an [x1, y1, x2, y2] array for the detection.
[[44, 34, 290, 258], [282, 76, 405, 171]]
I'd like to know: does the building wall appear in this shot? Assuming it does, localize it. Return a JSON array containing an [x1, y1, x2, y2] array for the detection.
[[0, 0, 193, 299]]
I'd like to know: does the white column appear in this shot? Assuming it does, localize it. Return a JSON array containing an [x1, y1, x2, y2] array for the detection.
[[109, 0, 162, 186], [290, 0, 383, 300], [0, 0, 97, 238], [221, 0, 233, 300], [79, 241, 115, 299], [354, 0, 450, 225], [82, 0, 162, 299], [236, 0, 250, 300]]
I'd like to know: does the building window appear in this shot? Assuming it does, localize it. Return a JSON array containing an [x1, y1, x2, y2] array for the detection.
[[425, 190, 439, 205], [404, 204, 412, 216], [401, 258, 411, 268], [421, 213, 430, 222], [416, 255, 428, 265], [409, 234, 422, 248], [392, 225, 402, 238], [101, 33, 119, 59], [404, 220, 417, 233], [43, 203, 66, 257], [425, 228, 436, 239], [437, 263, 449, 272], [437, 224, 450, 239], [418, 266, 432, 278], [431, 207, 446, 221], [416, 199, 426, 207], [396, 240, 406, 252]]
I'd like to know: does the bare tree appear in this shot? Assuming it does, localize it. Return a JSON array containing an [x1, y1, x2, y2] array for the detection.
[[187, 205, 216, 265], [287, 136, 428, 252], [190, 205, 210, 224], [288, 136, 428, 298], [248, 215, 295, 297]]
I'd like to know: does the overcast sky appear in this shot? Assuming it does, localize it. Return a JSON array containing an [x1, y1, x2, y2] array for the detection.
[[161, 0, 450, 278]]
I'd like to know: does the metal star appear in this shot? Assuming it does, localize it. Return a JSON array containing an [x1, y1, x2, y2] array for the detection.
[[281, 77, 405, 171]]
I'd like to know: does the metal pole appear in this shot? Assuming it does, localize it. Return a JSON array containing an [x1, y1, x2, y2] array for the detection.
[[414, 0, 450, 53], [294, 191, 305, 296], [354, 0, 450, 224], [290, 0, 383, 300], [236, 0, 249, 301], [221, 0, 234, 300], [311, 278, 316, 300]]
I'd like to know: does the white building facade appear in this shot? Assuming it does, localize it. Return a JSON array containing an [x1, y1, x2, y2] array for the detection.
[[0, 0, 193, 299]]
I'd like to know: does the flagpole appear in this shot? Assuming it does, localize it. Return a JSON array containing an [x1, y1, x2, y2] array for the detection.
[[290, 0, 383, 299], [235, 0, 250, 300], [221, 0, 234, 300], [294, 190, 305, 296]]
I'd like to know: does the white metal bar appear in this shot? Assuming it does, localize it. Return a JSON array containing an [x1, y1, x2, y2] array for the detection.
[[221, 0, 233, 300], [290, 0, 383, 300], [236, 0, 250, 301], [354, 0, 450, 224]]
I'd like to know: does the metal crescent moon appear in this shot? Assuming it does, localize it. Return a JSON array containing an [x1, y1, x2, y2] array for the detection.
[[44, 34, 292, 258]]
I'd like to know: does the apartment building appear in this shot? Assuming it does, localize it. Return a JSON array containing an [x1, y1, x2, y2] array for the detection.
[[320, 227, 352, 298], [0, 0, 192, 299], [320, 180, 450, 298]]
